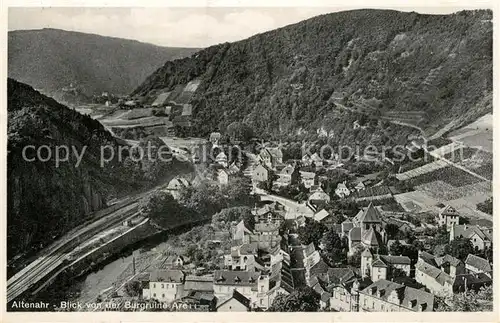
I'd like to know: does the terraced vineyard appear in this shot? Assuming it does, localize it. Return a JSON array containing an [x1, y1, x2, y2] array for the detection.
[[415, 180, 491, 201], [406, 165, 484, 187], [395, 159, 448, 181]]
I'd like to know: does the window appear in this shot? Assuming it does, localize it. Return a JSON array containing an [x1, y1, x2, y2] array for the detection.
[[153, 293, 156, 297], [260, 299, 264, 305], [161, 284, 164, 288], [381, 304, 385, 311], [364, 299, 367, 306], [162, 294, 165, 298], [153, 284, 156, 288], [372, 301, 375, 309]]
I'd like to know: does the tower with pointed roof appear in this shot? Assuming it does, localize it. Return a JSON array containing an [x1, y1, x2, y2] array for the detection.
[[347, 203, 387, 255]]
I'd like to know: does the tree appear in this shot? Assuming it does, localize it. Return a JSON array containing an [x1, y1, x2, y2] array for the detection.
[[139, 190, 187, 228], [435, 285, 493, 312], [297, 218, 327, 247], [385, 223, 400, 239], [446, 237, 474, 261], [226, 121, 254, 143], [476, 197, 492, 215], [212, 206, 253, 229], [268, 287, 320, 312], [223, 175, 256, 207], [348, 247, 363, 267], [135, 136, 172, 182], [321, 229, 347, 266], [124, 280, 142, 297], [179, 182, 227, 216]]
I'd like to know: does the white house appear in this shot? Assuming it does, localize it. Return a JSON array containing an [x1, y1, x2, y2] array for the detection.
[[142, 270, 185, 303], [216, 151, 228, 168], [449, 225, 492, 251], [335, 181, 351, 198], [218, 169, 229, 186]]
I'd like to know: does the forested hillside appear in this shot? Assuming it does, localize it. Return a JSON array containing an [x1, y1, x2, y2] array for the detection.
[[7, 79, 174, 260], [8, 28, 199, 98], [133, 9, 492, 144]]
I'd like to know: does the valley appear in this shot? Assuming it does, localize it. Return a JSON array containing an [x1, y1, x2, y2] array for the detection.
[[6, 8, 493, 314]]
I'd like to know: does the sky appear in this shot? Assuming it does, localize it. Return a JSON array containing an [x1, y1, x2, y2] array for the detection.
[[8, 7, 472, 48]]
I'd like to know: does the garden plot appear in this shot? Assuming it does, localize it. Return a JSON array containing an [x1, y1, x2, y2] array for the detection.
[[393, 191, 441, 213]]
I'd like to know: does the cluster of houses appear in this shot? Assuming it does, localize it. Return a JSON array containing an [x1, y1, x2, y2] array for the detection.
[[137, 127, 493, 312], [139, 202, 294, 311], [296, 202, 493, 312]]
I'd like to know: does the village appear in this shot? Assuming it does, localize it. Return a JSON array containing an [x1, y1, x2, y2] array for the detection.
[[80, 96, 493, 312]]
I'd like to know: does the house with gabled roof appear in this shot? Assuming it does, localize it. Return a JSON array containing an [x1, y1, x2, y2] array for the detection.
[[450, 224, 492, 251], [438, 205, 460, 231], [143, 269, 186, 302], [361, 248, 411, 282], [313, 209, 330, 222], [328, 269, 372, 312], [259, 147, 283, 169], [415, 251, 491, 297], [465, 254, 492, 276], [358, 279, 435, 312], [335, 181, 351, 198], [252, 163, 271, 183], [216, 289, 251, 312]]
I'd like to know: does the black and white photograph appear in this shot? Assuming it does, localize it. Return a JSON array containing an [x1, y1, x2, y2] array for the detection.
[[3, 2, 496, 318]]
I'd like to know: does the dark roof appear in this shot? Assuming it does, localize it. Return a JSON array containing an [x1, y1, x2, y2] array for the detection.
[[325, 268, 356, 285], [150, 269, 185, 283], [371, 258, 388, 267], [440, 205, 459, 217], [453, 273, 492, 291], [184, 275, 214, 292], [435, 254, 462, 268], [380, 255, 411, 265], [310, 259, 331, 277], [358, 203, 382, 223], [213, 270, 259, 286], [418, 251, 438, 266], [361, 227, 383, 247], [465, 254, 492, 272], [217, 290, 251, 309], [360, 279, 434, 312], [349, 227, 361, 241], [452, 225, 492, 241], [355, 186, 392, 199]]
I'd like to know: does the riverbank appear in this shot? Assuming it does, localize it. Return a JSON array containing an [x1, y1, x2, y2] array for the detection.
[[13, 216, 212, 312]]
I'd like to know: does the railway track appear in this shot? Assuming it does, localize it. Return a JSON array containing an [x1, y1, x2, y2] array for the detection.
[[7, 201, 140, 303]]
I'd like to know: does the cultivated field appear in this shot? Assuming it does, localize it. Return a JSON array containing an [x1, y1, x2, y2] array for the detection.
[[395, 159, 448, 181]]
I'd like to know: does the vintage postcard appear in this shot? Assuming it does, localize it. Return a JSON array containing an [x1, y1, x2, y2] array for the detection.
[[1, 0, 498, 322]]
